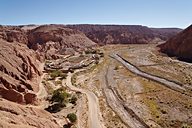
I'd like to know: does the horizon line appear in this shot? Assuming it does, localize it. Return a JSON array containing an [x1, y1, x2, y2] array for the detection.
[[0, 23, 187, 29]]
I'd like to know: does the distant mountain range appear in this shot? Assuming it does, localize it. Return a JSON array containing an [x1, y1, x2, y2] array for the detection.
[[68, 24, 182, 45]]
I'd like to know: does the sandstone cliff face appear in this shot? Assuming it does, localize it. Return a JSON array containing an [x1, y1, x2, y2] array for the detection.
[[158, 25, 192, 62], [68, 25, 181, 45], [0, 98, 60, 128], [0, 39, 41, 104], [28, 25, 96, 59]]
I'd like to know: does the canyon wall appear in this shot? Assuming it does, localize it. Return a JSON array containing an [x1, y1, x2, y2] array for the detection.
[[158, 25, 192, 62]]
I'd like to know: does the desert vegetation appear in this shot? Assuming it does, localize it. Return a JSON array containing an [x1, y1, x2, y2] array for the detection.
[[49, 70, 67, 80]]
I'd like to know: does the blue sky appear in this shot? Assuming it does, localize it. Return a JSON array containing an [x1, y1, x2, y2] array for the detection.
[[0, 0, 191, 28]]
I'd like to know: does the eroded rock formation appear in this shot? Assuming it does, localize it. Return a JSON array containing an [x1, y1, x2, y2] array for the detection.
[[0, 39, 41, 104], [28, 25, 96, 59], [0, 24, 97, 104]]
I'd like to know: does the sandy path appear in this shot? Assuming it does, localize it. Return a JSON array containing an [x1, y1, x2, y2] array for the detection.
[[65, 72, 103, 128]]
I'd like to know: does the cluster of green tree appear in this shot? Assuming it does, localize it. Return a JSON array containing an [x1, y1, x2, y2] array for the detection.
[[45, 87, 77, 113]]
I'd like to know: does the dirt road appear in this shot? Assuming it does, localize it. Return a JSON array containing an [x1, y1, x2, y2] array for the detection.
[[65, 72, 103, 128]]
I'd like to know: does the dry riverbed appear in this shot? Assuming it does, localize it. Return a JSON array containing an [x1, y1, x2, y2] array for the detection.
[[38, 44, 192, 128]]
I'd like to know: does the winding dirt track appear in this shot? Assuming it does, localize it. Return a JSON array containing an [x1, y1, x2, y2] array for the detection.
[[111, 54, 188, 95], [65, 72, 103, 128], [100, 62, 149, 128]]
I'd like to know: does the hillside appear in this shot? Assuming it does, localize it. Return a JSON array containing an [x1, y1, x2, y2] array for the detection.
[[0, 24, 96, 104], [151, 28, 182, 40], [0, 26, 42, 104], [28, 25, 96, 59], [158, 25, 192, 62], [68, 24, 181, 45], [0, 24, 96, 127]]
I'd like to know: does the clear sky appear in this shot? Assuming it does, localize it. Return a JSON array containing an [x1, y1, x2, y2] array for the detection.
[[0, 0, 191, 28]]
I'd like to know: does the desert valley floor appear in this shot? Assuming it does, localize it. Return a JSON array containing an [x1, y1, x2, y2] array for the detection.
[[1, 0, 192, 127], [28, 44, 192, 128]]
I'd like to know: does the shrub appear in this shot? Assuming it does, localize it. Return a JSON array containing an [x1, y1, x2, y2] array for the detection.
[[51, 88, 70, 103], [55, 80, 62, 85], [46, 87, 71, 113], [60, 73, 67, 79], [85, 49, 97, 54], [63, 123, 73, 128], [70, 95, 77, 104], [50, 70, 66, 80], [114, 66, 119, 70], [99, 52, 104, 57], [45, 102, 66, 113], [41, 80, 46, 85], [67, 113, 77, 123], [50, 70, 62, 78]]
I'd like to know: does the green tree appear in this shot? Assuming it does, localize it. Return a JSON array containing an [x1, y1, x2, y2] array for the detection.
[[51, 88, 70, 103], [67, 113, 77, 123]]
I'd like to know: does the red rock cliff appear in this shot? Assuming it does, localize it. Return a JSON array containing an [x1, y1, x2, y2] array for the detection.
[[68, 25, 181, 45], [158, 25, 192, 62], [0, 26, 42, 104], [28, 25, 96, 59]]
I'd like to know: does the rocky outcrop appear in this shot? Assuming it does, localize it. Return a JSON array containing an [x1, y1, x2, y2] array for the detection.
[[158, 25, 192, 62], [0, 98, 60, 128], [68, 25, 181, 45], [28, 25, 96, 59], [0, 26, 28, 44], [0, 39, 41, 104]]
